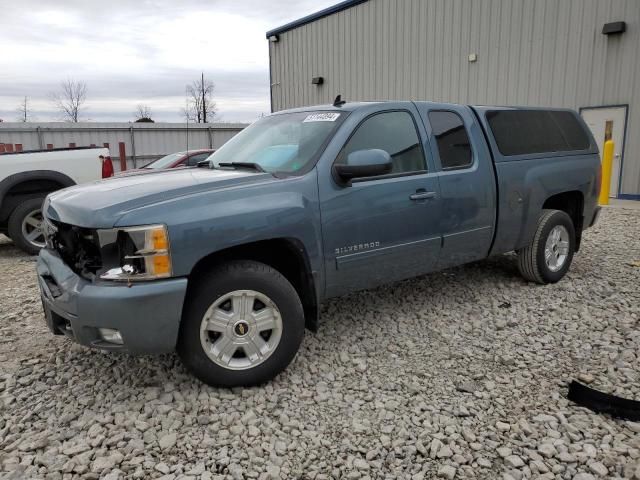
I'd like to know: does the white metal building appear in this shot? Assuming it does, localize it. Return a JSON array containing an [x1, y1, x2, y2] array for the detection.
[[267, 0, 640, 199], [0, 122, 246, 167]]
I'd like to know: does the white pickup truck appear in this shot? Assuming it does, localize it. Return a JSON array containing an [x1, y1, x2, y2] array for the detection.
[[0, 147, 109, 254]]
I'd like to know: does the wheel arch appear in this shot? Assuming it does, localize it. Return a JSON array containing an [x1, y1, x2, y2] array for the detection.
[[542, 190, 584, 250], [0, 171, 76, 224], [187, 238, 319, 331]]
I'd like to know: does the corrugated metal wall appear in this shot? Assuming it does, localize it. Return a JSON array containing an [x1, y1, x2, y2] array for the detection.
[[269, 0, 640, 196], [0, 122, 246, 165]]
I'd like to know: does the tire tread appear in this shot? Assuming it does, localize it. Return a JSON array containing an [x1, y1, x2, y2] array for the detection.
[[517, 209, 567, 284]]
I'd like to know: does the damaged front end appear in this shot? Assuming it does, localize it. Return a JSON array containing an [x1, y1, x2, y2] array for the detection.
[[44, 219, 104, 280], [43, 217, 172, 283]]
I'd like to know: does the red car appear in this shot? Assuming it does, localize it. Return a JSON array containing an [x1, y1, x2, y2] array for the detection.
[[119, 149, 215, 175]]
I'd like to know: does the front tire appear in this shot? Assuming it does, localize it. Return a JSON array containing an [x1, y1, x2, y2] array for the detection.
[[517, 209, 575, 284], [178, 260, 305, 387], [7, 197, 47, 255]]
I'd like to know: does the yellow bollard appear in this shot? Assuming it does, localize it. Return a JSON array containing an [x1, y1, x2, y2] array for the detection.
[[599, 139, 614, 205]]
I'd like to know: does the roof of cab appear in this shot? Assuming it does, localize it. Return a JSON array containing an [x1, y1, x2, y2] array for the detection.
[[271, 101, 384, 115], [271, 101, 582, 115], [272, 100, 474, 115]]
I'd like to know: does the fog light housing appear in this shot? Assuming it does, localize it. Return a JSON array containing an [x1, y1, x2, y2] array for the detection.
[[98, 328, 124, 345]]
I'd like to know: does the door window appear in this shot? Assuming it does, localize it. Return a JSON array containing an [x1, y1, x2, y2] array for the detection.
[[336, 111, 427, 175], [428, 111, 473, 170]]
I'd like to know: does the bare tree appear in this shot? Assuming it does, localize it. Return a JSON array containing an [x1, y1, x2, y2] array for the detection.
[[181, 94, 201, 123], [51, 79, 87, 122], [16, 96, 31, 122], [182, 73, 217, 123], [134, 104, 154, 122]]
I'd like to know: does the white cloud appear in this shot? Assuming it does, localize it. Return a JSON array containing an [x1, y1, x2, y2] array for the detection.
[[0, 0, 337, 123]]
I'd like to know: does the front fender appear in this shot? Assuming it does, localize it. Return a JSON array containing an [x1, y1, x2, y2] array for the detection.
[[114, 172, 324, 282]]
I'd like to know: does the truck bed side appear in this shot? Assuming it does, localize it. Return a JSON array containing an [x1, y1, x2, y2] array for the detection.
[[471, 106, 601, 256], [0, 147, 108, 228]]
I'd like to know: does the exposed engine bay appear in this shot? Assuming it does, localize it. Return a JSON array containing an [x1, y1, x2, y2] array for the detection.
[[46, 221, 103, 280]]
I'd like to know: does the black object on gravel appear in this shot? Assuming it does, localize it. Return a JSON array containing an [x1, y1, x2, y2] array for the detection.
[[568, 380, 640, 421]]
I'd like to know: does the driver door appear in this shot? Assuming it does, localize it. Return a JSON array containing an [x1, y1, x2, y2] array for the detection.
[[319, 108, 442, 297]]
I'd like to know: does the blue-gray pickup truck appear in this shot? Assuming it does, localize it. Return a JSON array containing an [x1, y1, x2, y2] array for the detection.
[[37, 101, 601, 387]]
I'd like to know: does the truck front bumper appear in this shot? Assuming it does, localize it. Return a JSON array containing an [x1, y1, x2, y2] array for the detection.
[[36, 248, 188, 355]]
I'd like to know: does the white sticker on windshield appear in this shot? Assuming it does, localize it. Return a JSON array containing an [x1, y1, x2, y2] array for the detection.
[[303, 112, 340, 123]]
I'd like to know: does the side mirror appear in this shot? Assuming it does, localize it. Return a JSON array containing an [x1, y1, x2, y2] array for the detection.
[[334, 149, 392, 183]]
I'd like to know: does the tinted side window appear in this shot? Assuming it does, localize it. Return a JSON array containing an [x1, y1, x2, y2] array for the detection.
[[428, 111, 473, 169], [336, 111, 426, 174], [486, 110, 590, 156]]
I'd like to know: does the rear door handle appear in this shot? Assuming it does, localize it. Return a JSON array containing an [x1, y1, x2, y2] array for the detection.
[[410, 190, 437, 201]]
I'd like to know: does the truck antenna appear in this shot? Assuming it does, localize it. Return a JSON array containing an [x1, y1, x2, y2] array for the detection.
[[333, 94, 346, 107]]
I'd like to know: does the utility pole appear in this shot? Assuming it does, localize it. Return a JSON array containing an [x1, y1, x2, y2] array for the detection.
[[17, 96, 29, 122], [21, 97, 28, 122], [201, 72, 207, 124]]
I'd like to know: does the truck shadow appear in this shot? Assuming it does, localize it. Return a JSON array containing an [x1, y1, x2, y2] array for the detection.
[[321, 253, 522, 315]]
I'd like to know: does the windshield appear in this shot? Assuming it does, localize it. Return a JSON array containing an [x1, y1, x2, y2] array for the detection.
[[145, 152, 184, 169], [209, 111, 343, 174]]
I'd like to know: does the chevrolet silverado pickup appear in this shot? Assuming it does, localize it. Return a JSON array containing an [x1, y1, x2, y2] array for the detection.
[[36, 101, 601, 387]]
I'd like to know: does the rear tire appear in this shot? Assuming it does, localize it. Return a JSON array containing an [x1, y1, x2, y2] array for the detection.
[[7, 197, 47, 255], [517, 209, 575, 284], [178, 260, 305, 387]]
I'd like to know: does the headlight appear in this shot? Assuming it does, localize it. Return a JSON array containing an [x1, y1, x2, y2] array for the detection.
[[99, 224, 172, 281]]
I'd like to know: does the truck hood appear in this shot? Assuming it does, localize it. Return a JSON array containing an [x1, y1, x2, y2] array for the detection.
[[44, 168, 274, 228]]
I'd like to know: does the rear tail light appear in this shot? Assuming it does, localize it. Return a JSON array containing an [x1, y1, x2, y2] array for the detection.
[[102, 155, 114, 178]]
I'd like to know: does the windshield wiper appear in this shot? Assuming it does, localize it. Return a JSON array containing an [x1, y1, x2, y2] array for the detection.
[[196, 160, 212, 168], [218, 162, 265, 173]]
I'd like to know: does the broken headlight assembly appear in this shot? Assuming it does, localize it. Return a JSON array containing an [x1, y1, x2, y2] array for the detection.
[[98, 224, 172, 281]]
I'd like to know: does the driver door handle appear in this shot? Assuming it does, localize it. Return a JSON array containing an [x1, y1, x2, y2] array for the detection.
[[410, 190, 437, 201]]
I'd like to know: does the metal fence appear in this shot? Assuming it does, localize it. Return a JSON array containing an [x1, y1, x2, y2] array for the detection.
[[0, 122, 247, 168]]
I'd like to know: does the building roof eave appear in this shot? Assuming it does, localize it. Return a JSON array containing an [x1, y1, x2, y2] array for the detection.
[[266, 0, 369, 38]]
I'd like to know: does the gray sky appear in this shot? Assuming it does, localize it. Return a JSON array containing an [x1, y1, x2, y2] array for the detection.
[[0, 0, 337, 123]]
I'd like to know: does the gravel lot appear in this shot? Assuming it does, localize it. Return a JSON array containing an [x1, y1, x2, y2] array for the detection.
[[1, 207, 639, 480]]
